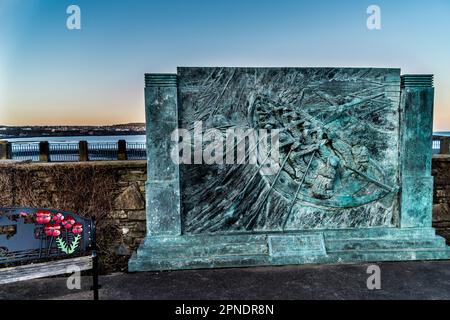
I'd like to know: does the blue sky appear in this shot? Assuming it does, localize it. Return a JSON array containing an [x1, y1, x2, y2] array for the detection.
[[1, 0, 449, 129]]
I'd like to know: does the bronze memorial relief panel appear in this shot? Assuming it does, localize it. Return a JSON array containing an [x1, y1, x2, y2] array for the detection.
[[177, 67, 401, 233]]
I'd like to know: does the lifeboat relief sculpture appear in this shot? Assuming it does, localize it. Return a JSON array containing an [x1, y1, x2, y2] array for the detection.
[[178, 67, 401, 233]]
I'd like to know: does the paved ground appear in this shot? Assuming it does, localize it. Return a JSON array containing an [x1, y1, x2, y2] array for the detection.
[[2, 260, 450, 300]]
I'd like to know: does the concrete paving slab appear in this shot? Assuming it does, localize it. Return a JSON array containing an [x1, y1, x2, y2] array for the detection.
[[1, 261, 450, 300]]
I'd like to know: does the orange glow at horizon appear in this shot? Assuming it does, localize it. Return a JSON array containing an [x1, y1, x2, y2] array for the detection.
[[3, 87, 449, 131]]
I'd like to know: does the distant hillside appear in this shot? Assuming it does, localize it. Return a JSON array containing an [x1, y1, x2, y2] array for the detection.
[[0, 123, 146, 139]]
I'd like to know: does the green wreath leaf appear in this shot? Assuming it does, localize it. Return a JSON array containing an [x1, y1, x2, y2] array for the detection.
[[56, 234, 81, 255], [56, 237, 69, 254], [68, 234, 81, 254]]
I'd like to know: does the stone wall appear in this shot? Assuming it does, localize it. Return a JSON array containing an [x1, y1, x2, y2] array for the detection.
[[432, 155, 450, 242], [1, 156, 450, 273], [0, 160, 147, 273]]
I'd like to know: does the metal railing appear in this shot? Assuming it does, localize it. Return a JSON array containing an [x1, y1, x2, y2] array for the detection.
[[0, 140, 146, 162], [433, 140, 441, 150], [433, 135, 450, 154], [2, 137, 446, 161], [127, 142, 147, 160], [88, 142, 119, 161], [10, 142, 39, 161], [49, 143, 79, 162]]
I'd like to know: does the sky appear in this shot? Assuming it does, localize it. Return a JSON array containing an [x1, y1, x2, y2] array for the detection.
[[0, 0, 449, 130]]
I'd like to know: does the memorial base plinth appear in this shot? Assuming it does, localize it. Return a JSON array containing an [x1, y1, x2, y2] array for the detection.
[[128, 227, 450, 272]]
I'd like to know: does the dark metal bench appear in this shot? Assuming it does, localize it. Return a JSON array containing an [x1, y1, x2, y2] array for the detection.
[[0, 207, 99, 300]]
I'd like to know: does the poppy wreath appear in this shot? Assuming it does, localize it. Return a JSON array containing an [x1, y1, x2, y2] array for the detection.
[[34, 210, 83, 255]]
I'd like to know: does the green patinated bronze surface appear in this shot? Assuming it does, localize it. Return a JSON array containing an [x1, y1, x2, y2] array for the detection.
[[129, 68, 450, 272]]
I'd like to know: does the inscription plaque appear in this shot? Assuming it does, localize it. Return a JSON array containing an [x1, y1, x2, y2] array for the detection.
[[268, 234, 326, 257]]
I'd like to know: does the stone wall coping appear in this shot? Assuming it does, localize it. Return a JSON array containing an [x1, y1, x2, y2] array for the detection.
[[0, 160, 146, 170], [433, 155, 450, 162], [0, 156, 446, 168]]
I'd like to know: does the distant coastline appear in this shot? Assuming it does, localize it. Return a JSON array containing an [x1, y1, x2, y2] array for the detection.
[[0, 123, 145, 139], [1, 123, 448, 140]]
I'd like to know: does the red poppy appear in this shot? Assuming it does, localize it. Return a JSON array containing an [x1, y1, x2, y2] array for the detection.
[[35, 210, 51, 224], [72, 223, 83, 234], [44, 224, 61, 237], [53, 213, 64, 223], [62, 216, 75, 229]]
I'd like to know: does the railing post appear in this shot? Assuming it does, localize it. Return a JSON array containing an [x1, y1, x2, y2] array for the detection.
[[117, 140, 127, 160], [440, 137, 450, 154], [79, 140, 89, 161], [39, 141, 50, 162], [0, 141, 11, 160]]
